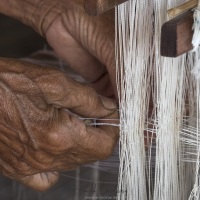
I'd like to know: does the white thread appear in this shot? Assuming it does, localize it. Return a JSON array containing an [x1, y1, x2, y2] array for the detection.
[[191, 52, 200, 80], [24, 20, 200, 199], [116, 0, 197, 200], [192, 1, 200, 51]]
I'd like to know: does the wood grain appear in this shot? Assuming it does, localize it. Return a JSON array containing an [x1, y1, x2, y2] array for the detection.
[[161, 10, 194, 57], [84, 0, 128, 16]]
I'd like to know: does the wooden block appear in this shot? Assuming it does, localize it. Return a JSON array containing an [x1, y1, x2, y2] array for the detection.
[[161, 10, 194, 57], [84, 0, 128, 16]]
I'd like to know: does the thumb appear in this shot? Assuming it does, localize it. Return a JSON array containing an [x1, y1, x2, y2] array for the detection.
[[69, 91, 117, 117], [36, 71, 117, 117], [60, 82, 117, 117], [20, 172, 59, 191]]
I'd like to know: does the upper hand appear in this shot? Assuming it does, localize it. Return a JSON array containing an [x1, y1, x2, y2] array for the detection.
[[44, 0, 116, 98]]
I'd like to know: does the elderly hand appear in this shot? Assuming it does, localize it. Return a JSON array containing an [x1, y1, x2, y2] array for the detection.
[[0, 0, 118, 191], [45, 1, 115, 98], [0, 57, 118, 191], [0, 0, 116, 98]]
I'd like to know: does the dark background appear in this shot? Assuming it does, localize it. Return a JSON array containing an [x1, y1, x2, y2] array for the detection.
[[0, 14, 45, 58]]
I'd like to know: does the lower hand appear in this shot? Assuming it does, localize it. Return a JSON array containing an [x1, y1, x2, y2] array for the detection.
[[0, 58, 118, 191]]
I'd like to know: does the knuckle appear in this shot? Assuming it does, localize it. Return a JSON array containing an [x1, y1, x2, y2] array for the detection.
[[51, 71, 67, 93], [46, 131, 59, 143], [19, 148, 56, 172], [99, 138, 116, 160], [82, 84, 98, 107], [46, 131, 64, 148], [16, 162, 33, 176], [36, 69, 68, 103], [45, 118, 76, 152], [32, 151, 55, 171]]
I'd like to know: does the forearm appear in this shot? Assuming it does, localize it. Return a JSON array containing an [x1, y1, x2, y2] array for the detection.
[[0, 0, 65, 36]]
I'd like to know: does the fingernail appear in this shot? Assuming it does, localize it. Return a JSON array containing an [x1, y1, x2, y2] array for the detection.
[[100, 96, 117, 110]]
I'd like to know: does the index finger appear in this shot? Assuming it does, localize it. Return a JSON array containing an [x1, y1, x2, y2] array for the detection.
[[84, 113, 119, 161], [43, 109, 119, 165]]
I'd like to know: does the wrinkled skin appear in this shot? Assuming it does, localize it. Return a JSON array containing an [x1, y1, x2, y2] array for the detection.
[[0, 57, 118, 191], [0, 0, 118, 191], [45, 0, 116, 98]]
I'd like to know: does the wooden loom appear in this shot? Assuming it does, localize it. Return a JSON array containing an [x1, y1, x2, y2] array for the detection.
[[161, 0, 197, 57], [84, 0, 197, 57], [83, 1, 200, 199]]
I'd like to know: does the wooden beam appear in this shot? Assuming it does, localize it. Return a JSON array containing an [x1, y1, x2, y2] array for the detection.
[[161, 10, 194, 57], [84, 0, 128, 16]]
